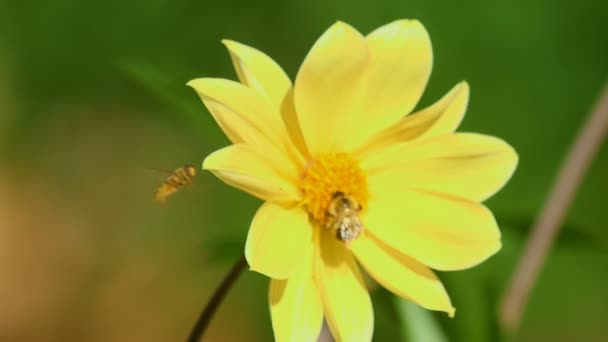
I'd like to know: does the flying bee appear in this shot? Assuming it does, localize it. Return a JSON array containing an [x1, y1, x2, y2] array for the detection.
[[326, 191, 364, 243], [154, 164, 197, 203]]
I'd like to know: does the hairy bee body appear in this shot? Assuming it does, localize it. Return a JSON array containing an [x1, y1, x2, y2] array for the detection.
[[326, 192, 364, 242], [155, 165, 197, 203]]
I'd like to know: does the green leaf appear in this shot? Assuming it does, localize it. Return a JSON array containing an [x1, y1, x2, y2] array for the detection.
[[396, 297, 449, 342], [118, 61, 212, 130], [201, 234, 244, 264], [371, 288, 404, 342]]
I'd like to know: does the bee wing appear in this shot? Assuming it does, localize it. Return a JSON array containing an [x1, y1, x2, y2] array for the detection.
[[144, 167, 173, 178]]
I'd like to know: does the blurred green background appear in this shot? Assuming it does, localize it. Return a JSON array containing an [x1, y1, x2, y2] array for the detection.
[[1, 0, 607, 341]]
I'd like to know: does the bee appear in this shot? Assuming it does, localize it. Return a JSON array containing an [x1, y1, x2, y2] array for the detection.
[[326, 191, 364, 242], [154, 165, 197, 203]]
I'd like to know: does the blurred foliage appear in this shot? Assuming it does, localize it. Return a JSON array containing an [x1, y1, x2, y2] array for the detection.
[[0, 0, 607, 341], [397, 298, 448, 342]]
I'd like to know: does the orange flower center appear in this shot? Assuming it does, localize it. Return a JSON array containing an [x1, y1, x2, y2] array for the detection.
[[299, 153, 368, 229]]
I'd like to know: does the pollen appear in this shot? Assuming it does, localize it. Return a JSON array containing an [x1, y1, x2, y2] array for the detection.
[[299, 153, 368, 227]]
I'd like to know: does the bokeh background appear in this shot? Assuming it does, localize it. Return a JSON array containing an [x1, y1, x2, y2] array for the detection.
[[1, 0, 607, 341]]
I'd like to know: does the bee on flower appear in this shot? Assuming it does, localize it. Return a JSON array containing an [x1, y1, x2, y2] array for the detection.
[[189, 20, 517, 341]]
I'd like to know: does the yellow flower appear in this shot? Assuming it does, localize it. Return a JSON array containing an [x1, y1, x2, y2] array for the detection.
[[189, 19, 517, 341]]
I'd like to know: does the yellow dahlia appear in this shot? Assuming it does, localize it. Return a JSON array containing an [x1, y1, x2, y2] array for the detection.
[[189, 19, 517, 341]]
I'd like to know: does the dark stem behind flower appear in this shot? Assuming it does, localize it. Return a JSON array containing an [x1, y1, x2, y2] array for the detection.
[[499, 81, 608, 333], [187, 254, 247, 342]]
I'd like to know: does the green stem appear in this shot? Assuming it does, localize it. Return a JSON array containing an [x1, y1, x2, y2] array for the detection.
[[187, 254, 247, 342]]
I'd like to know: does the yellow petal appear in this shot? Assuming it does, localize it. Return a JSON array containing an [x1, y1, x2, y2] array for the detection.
[[280, 88, 309, 165], [203, 144, 300, 203], [354, 20, 433, 146], [222, 39, 292, 110], [315, 230, 373, 341], [246, 202, 313, 279], [422, 82, 469, 138], [294, 21, 370, 154], [364, 185, 501, 271], [356, 82, 468, 160], [364, 133, 518, 202], [269, 258, 323, 341], [187, 78, 284, 148], [351, 233, 455, 316]]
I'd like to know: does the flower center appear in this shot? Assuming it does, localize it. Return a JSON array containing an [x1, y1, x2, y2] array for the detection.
[[299, 153, 368, 240]]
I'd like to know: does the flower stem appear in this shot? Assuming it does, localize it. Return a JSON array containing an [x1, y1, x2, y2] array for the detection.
[[499, 81, 608, 333], [187, 254, 247, 342]]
